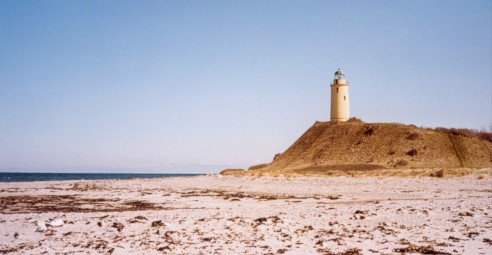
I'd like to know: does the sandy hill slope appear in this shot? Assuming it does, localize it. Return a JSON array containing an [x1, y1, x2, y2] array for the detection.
[[225, 121, 492, 176]]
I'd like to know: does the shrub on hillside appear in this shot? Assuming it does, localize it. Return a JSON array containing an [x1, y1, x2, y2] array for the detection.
[[406, 148, 418, 157], [392, 159, 408, 167], [219, 169, 245, 175], [273, 153, 282, 161], [363, 126, 374, 136], [248, 163, 268, 171], [435, 127, 492, 143], [348, 117, 363, 122], [477, 132, 492, 143], [406, 132, 420, 141]]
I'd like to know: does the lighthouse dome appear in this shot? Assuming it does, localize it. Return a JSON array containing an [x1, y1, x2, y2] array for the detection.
[[334, 68, 345, 80]]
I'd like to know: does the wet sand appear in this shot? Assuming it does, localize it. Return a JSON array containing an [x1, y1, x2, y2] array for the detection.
[[0, 175, 491, 254]]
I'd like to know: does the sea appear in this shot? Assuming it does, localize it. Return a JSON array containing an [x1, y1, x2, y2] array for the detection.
[[0, 172, 202, 182]]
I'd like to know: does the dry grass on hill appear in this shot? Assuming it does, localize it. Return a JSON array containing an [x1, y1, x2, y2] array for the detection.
[[243, 167, 492, 178], [433, 127, 492, 143], [219, 169, 246, 175], [222, 121, 492, 178]]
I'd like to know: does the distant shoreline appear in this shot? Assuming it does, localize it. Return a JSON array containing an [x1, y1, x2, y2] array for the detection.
[[0, 172, 202, 183]]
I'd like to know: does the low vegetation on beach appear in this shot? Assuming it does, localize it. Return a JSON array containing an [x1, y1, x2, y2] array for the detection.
[[235, 167, 492, 178]]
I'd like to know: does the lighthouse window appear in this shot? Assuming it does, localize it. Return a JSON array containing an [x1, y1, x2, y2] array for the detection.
[[336, 88, 339, 93], [344, 96, 346, 101]]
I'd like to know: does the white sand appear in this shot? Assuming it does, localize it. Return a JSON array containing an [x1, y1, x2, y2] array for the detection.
[[0, 175, 491, 254]]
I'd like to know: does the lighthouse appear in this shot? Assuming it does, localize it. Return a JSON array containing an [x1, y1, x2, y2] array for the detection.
[[330, 68, 350, 122]]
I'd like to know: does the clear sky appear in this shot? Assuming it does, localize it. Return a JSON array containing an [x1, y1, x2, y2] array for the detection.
[[1, 0, 491, 173]]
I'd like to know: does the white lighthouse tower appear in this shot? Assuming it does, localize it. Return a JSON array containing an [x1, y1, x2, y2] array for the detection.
[[330, 68, 350, 122]]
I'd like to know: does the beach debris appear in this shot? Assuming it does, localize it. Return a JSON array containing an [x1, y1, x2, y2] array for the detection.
[[448, 236, 462, 242], [157, 246, 172, 252], [374, 222, 398, 236], [163, 231, 179, 245], [483, 238, 492, 245], [36, 221, 47, 232], [277, 248, 287, 254], [82, 239, 109, 251], [269, 215, 283, 224], [63, 231, 73, 236], [128, 215, 148, 223], [111, 222, 124, 232], [199, 236, 215, 242], [295, 225, 314, 235], [45, 229, 56, 236], [393, 244, 451, 254], [327, 195, 342, 200], [320, 241, 328, 248], [72, 182, 101, 191], [339, 248, 362, 255], [353, 210, 368, 220], [48, 219, 64, 227], [253, 217, 268, 228], [151, 220, 165, 227], [465, 232, 479, 238], [458, 211, 473, 217]]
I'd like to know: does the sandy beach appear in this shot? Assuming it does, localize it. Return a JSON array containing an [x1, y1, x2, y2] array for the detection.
[[0, 175, 491, 254]]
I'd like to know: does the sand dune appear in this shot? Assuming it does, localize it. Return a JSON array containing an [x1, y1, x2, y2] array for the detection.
[[225, 122, 492, 177]]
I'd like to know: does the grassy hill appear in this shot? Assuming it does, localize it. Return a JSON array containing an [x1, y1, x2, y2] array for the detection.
[[222, 121, 492, 177]]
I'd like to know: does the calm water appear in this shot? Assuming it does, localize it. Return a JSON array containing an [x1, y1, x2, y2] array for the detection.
[[0, 172, 201, 182]]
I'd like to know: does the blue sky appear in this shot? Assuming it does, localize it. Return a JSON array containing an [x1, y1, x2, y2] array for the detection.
[[0, 0, 491, 173]]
